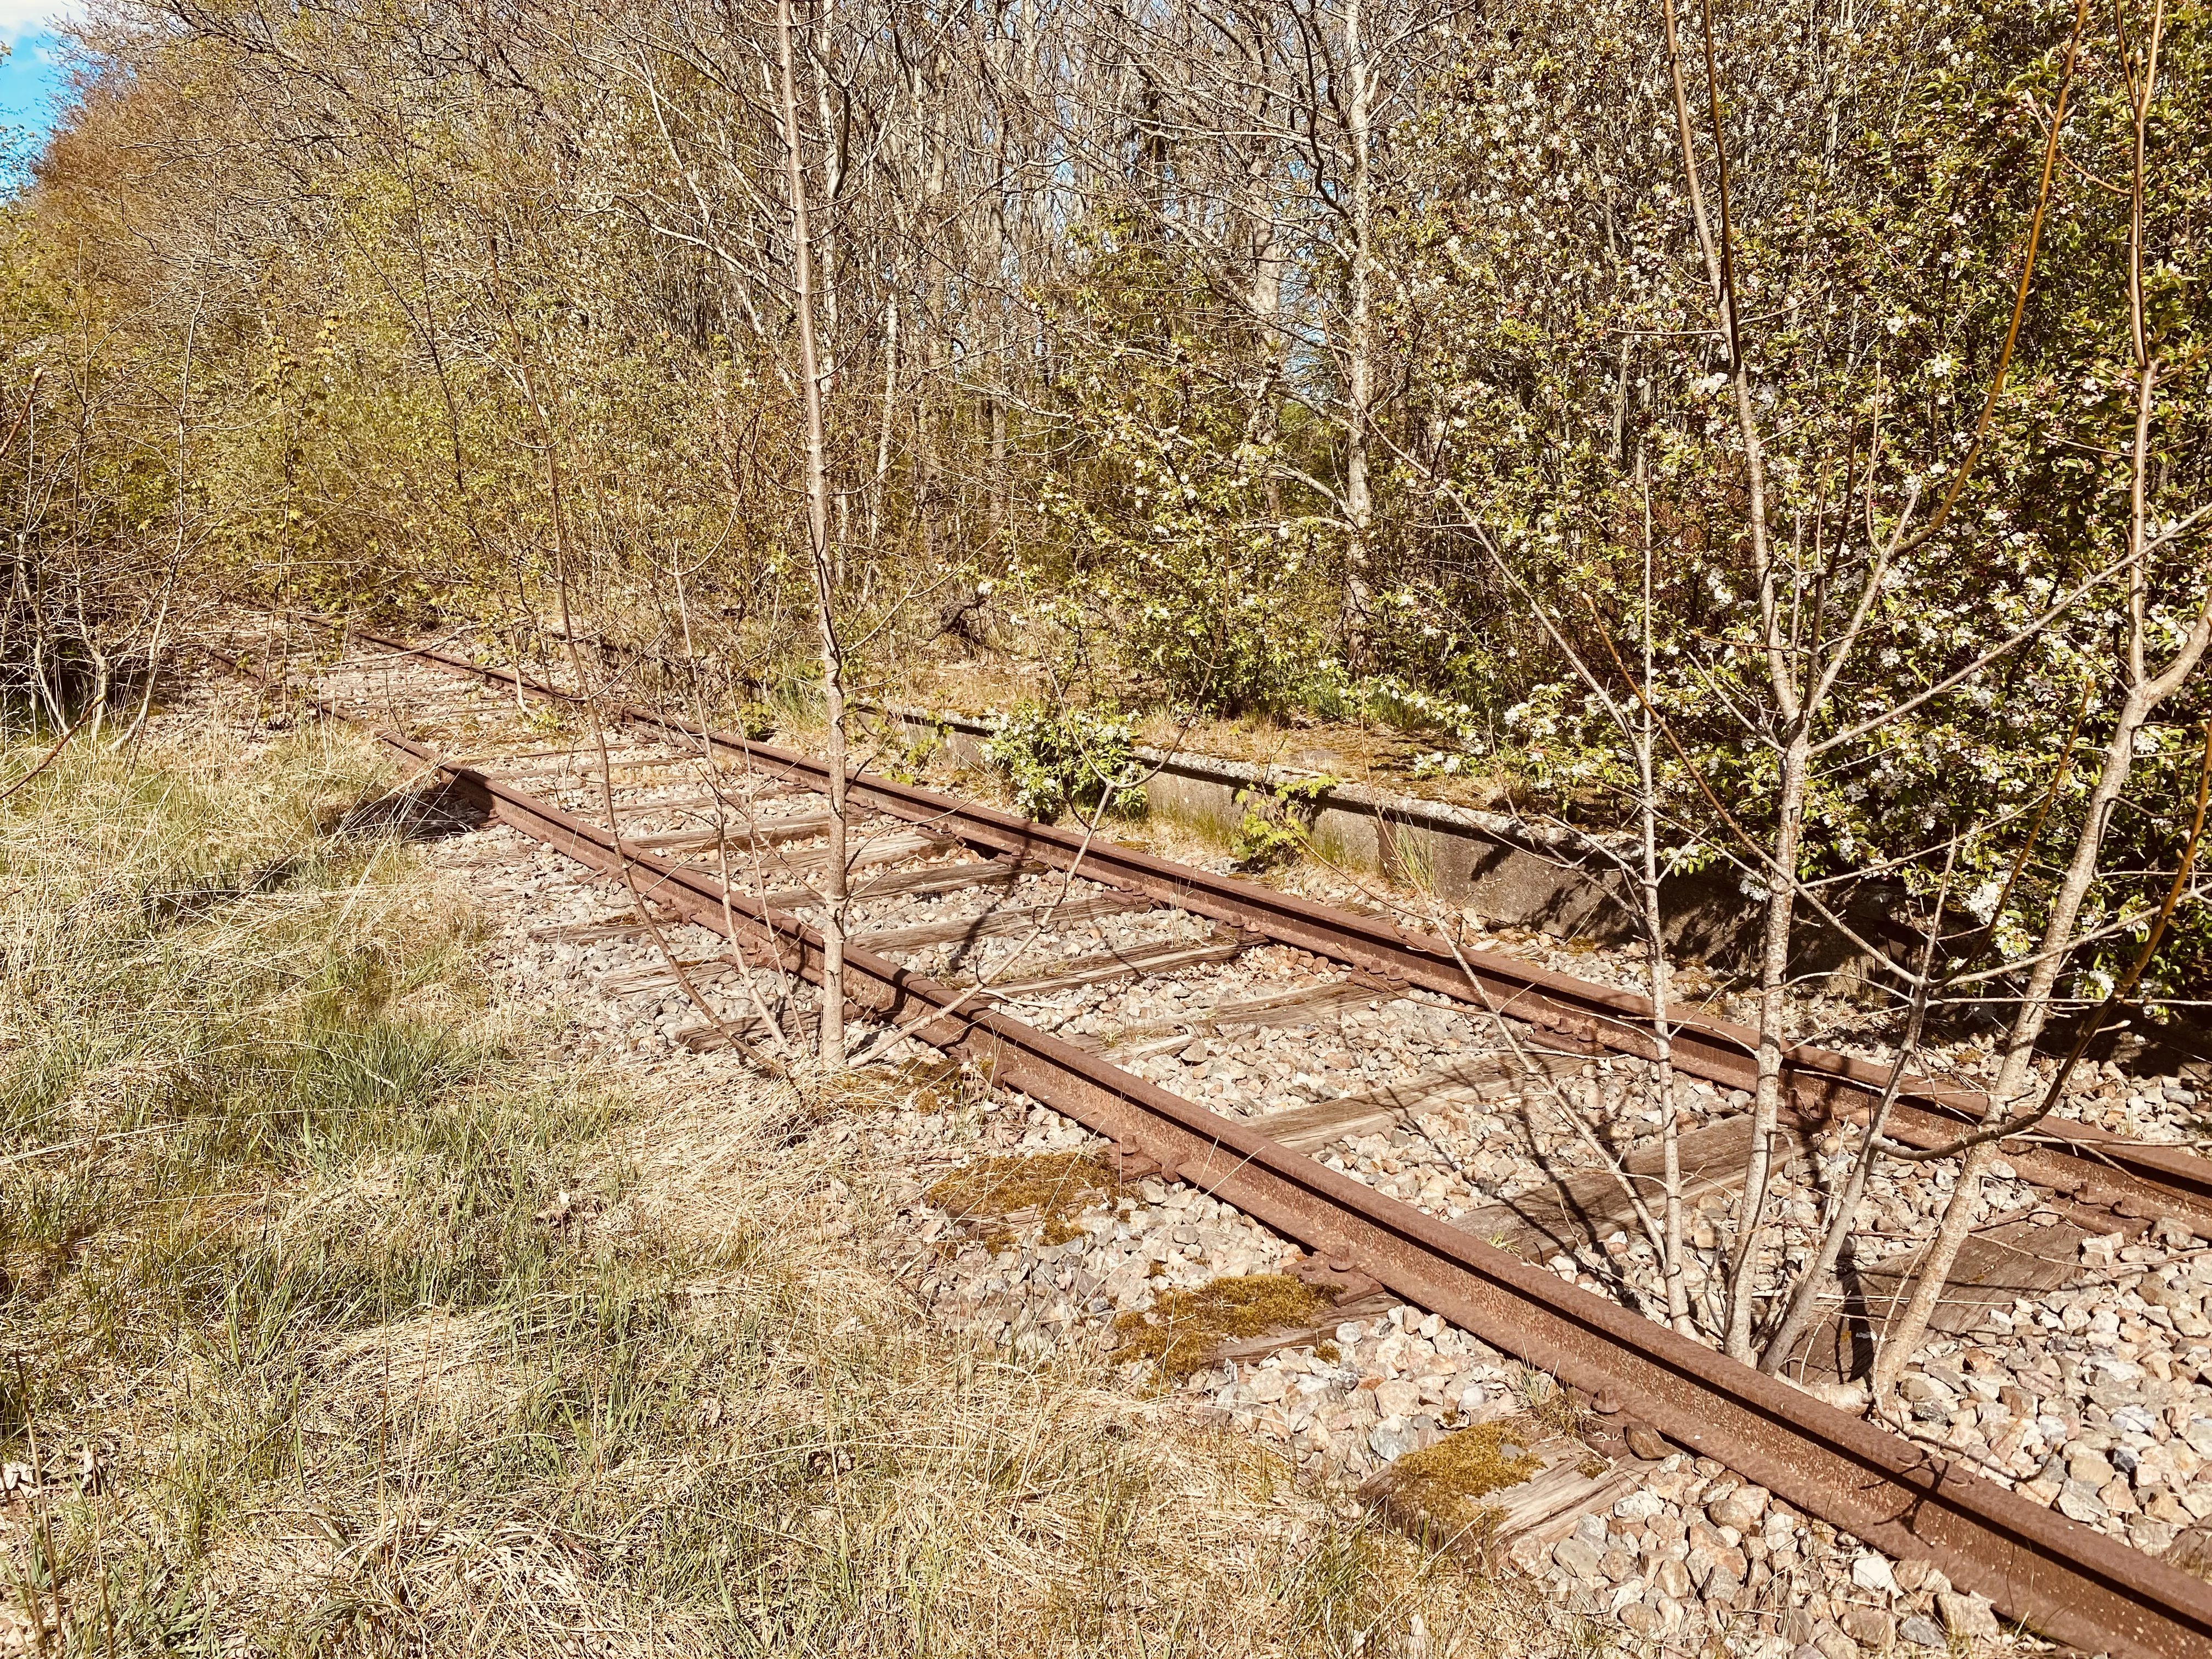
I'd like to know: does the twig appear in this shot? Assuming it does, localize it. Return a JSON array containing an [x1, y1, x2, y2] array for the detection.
[[844, 790, 1122, 1066], [0, 709, 97, 808], [1877, 720, 2212, 1165], [0, 1122, 180, 1170]]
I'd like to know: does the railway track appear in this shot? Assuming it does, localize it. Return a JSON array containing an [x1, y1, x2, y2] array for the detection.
[[237, 617, 2212, 1659]]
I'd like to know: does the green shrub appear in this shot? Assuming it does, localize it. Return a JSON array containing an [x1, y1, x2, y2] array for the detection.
[[981, 701, 1146, 822], [1228, 776, 1335, 871]]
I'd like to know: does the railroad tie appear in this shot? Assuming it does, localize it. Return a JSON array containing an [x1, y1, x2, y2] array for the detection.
[[1775, 1203, 2148, 1385], [1101, 975, 1393, 1059], [1251, 1047, 1590, 1154], [975, 932, 1249, 998], [750, 857, 1035, 913], [1456, 1116, 1815, 1265], [848, 892, 1151, 954]]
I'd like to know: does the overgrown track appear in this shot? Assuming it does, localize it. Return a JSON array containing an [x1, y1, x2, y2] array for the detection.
[[263, 622, 2212, 1659]]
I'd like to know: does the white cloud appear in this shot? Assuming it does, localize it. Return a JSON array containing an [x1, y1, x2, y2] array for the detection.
[[0, 2, 80, 47]]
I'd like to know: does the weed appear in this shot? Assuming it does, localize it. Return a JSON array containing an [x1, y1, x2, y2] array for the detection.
[[1228, 774, 1336, 871], [866, 716, 945, 784], [981, 701, 1146, 822]]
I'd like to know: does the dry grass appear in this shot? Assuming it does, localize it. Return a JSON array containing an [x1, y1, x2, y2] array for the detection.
[[0, 696, 1601, 1658]]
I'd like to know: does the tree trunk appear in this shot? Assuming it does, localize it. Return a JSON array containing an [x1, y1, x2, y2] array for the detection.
[[1872, 36, 2208, 1397], [1725, 726, 1808, 1361], [1871, 681, 2158, 1403], [777, 0, 848, 1070], [1340, 0, 1374, 628]]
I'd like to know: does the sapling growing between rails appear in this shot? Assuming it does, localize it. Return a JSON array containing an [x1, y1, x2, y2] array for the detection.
[[1370, 0, 2212, 1399]]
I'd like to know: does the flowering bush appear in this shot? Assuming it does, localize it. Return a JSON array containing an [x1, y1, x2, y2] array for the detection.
[[981, 701, 1146, 823], [1028, 220, 1345, 716], [1370, 0, 2211, 1005]]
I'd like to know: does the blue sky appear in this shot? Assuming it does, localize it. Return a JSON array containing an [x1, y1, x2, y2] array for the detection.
[[1, 5, 76, 155]]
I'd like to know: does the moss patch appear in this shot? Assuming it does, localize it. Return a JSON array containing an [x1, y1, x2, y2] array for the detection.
[[924, 1149, 1124, 1246], [1387, 1416, 1545, 1538], [1111, 1274, 1339, 1379]]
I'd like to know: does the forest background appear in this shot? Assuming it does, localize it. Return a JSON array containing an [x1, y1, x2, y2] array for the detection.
[[1, 0, 2207, 1020]]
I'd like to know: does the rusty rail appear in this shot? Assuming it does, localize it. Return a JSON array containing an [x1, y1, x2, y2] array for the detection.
[[329, 623, 2212, 1230], [279, 627, 2212, 1658]]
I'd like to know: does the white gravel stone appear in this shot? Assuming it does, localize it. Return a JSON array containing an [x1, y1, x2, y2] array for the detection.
[[1850, 1552, 1897, 1594]]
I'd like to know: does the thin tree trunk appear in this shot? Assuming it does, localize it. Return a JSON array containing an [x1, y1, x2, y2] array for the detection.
[[1758, 878, 1950, 1378], [523, 363, 735, 1057], [1871, 7, 2205, 1402], [117, 313, 198, 751], [1724, 727, 1807, 1359], [1661, 0, 1806, 1363], [871, 297, 898, 548], [989, 338, 1007, 544], [1873, 676, 2166, 1402], [1340, 0, 1374, 625], [778, 0, 849, 1070], [1634, 463, 1692, 1335]]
